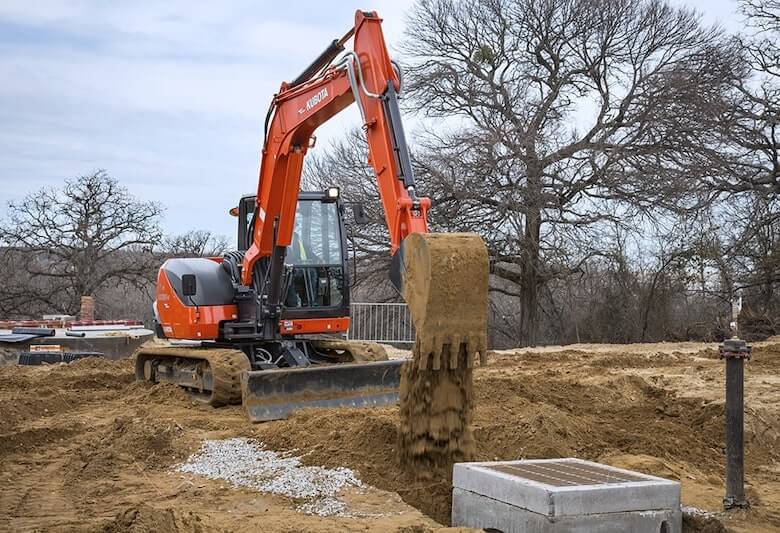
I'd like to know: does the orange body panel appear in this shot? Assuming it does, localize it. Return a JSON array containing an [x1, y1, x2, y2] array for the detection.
[[156, 265, 350, 340], [156, 266, 238, 340], [241, 10, 430, 286], [279, 317, 350, 335]]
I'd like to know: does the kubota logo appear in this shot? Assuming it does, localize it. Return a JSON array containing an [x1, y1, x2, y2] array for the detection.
[[298, 88, 328, 114]]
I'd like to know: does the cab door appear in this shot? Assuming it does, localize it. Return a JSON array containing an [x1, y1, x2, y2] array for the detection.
[[281, 194, 349, 319]]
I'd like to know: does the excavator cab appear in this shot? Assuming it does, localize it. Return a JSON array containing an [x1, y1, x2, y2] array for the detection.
[[234, 191, 349, 319]]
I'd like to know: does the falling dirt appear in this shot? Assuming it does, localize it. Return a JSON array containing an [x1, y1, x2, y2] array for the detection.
[[397, 352, 476, 470], [2, 341, 780, 531], [396, 232, 488, 472]]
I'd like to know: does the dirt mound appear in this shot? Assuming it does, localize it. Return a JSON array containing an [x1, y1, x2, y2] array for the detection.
[[0, 358, 135, 433], [66, 415, 185, 483], [102, 504, 204, 533], [126, 380, 194, 405], [0, 421, 83, 455], [0, 356, 133, 395], [750, 342, 780, 369], [255, 368, 737, 525], [683, 513, 728, 533]]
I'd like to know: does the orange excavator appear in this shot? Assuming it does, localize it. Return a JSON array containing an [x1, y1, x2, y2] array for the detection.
[[135, 10, 488, 422]]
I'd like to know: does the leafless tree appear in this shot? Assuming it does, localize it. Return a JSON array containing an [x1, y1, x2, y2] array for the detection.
[[400, 0, 739, 345], [656, 0, 780, 198], [740, 0, 780, 76], [0, 170, 163, 316], [161, 230, 228, 258]]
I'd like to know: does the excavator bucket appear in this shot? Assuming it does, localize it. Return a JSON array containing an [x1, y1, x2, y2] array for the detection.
[[393, 232, 489, 370], [242, 359, 404, 422]]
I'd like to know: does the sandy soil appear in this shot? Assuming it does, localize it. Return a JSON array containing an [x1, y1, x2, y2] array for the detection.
[[1, 341, 779, 532]]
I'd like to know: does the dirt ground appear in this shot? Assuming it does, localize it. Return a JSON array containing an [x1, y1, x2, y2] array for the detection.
[[1, 340, 779, 532]]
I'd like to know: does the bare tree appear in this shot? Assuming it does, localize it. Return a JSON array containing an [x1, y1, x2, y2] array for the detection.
[[401, 0, 738, 344], [660, 0, 780, 198], [161, 230, 228, 258], [0, 170, 163, 316], [740, 0, 780, 76]]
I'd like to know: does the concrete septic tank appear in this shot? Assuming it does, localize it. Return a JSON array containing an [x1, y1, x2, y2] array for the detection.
[[452, 458, 681, 533]]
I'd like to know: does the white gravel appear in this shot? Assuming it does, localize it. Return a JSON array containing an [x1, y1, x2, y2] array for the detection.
[[176, 437, 363, 516], [681, 505, 720, 519]]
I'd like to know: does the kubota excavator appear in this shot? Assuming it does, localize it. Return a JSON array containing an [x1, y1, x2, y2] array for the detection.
[[134, 10, 488, 422]]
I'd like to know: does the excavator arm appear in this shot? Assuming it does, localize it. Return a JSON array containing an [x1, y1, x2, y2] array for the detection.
[[241, 10, 428, 288], [241, 10, 488, 372]]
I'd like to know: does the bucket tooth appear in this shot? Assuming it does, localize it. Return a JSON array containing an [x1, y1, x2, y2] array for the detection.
[[449, 343, 460, 369], [417, 342, 430, 370]]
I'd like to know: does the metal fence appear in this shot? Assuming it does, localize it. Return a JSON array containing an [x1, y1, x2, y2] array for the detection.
[[347, 302, 415, 344]]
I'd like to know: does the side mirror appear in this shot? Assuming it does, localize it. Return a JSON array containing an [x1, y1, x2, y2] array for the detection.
[[182, 274, 197, 297], [352, 203, 371, 225]]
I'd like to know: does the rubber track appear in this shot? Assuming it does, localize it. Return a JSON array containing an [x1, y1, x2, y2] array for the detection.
[[310, 339, 388, 362], [133, 346, 250, 407]]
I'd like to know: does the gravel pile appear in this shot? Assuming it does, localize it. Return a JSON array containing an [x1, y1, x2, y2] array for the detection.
[[176, 437, 363, 516]]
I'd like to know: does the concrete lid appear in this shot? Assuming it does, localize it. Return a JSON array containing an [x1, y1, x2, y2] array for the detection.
[[453, 458, 680, 517]]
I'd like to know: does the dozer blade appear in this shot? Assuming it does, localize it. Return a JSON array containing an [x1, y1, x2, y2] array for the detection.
[[392, 232, 489, 370], [242, 359, 403, 422]]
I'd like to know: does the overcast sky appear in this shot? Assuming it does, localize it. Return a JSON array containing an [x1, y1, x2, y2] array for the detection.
[[0, 0, 747, 242]]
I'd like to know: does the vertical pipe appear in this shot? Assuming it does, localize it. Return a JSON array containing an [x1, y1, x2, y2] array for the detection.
[[725, 356, 745, 508], [721, 337, 750, 510]]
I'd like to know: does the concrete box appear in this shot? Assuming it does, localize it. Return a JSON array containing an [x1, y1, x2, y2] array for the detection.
[[452, 458, 681, 533]]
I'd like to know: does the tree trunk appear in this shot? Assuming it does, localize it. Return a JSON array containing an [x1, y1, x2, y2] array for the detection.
[[518, 166, 542, 347]]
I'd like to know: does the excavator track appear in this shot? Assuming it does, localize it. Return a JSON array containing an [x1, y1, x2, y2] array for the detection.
[[310, 339, 388, 362], [134, 346, 251, 407]]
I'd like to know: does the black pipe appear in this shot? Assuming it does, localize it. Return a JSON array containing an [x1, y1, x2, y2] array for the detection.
[[11, 327, 55, 337], [720, 338, 751, 510]]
